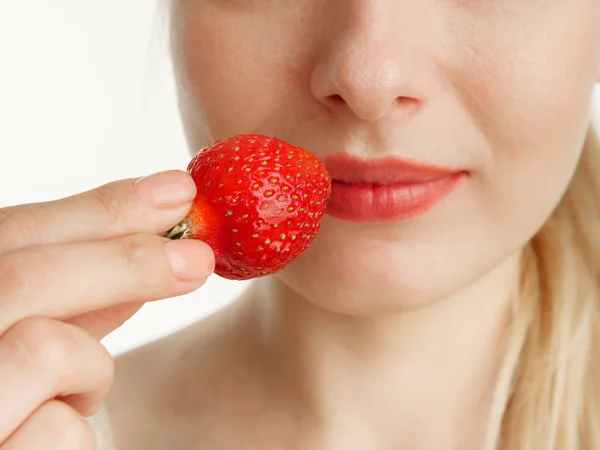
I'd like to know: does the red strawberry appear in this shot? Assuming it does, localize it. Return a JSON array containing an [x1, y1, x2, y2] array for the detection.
[[164, 134, 331, 280]]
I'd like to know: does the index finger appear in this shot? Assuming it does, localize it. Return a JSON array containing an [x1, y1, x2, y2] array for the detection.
[[0, 170, 197, 255]]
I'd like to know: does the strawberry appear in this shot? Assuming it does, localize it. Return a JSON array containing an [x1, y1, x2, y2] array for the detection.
[[164, 134, 331, 280]]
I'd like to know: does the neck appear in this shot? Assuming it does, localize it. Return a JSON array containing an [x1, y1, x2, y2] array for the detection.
[[242, 252, 521, 450]]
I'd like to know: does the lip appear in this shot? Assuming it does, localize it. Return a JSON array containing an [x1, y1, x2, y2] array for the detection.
[[322, 154, 467, 223]]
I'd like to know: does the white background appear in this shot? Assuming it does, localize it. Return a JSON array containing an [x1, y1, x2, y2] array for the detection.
[[0, 0, 249, 356], [1, 1, 599, 355]]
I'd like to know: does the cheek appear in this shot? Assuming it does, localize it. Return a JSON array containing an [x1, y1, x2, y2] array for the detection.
[[175, 19, 252, 139], [172, 6, 313, 143], [450, 4, 599, 142], [448, 3, 600, 224]]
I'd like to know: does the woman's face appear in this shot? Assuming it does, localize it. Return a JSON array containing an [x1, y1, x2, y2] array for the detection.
[[170, 0, 600, 313]]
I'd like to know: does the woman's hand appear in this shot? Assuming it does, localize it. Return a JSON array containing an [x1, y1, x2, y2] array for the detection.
[[0, 170, 214, 449]]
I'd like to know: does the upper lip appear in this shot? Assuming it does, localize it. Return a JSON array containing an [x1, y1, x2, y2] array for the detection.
[[322, 154, 465, 185]]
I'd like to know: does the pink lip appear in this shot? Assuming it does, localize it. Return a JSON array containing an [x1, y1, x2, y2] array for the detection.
[[322, 154, 467, 223]]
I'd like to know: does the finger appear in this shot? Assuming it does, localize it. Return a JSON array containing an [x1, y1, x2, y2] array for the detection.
[[65, 301, 145, 340], [0, 317, 112, 444], [0, 234, 214, 336], [0, 169, 197, 255], [1, 400, 95, 450]]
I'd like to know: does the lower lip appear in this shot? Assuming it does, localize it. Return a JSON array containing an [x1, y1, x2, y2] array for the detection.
[[326, 173, 465, 223]]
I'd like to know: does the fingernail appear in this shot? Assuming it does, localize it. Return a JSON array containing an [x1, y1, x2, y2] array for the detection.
[[134, 170, 196, 208], [164, 240, 215, 281]]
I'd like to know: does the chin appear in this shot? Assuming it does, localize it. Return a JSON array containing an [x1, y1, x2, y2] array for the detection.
[[273, 224, 474, 316], [272, 206, 529, 317]]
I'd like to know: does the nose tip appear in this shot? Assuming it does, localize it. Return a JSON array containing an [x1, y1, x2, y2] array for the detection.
[[311, 42, 424, 123]]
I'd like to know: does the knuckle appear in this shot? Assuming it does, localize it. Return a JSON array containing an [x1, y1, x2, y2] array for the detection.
[[0, 204, 38, 253], [0, 252, 33, 304], [118, 234, 167, 284], [90, 183, 131, 231], [6, 317, 72, 380], [44, 401, 96, 450], [0, 207, 17, 246]]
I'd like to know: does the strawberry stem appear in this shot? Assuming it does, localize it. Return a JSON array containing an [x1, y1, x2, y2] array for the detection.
[[163, 218, 191, 240]]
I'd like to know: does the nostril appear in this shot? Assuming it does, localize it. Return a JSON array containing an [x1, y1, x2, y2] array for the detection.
[[328, 94, 346, 105], [395, 96, 421, 117], [324, 93, 420, 121], [397, 96, 419, 105]]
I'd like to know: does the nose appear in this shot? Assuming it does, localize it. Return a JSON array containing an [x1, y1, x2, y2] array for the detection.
[[310, 2, 430, 123]]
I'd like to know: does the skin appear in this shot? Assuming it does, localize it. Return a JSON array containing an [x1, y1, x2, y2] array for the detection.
[[1, 0, 599, 449], [0, 170, 215, 449], [104, 1, 600, 449]]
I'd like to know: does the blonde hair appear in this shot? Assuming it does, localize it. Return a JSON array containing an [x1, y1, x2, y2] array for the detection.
[[485, 125, 600, 450]]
